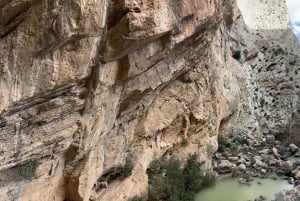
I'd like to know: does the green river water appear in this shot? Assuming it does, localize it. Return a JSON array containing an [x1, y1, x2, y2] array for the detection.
[[195, 176, 293, 201]]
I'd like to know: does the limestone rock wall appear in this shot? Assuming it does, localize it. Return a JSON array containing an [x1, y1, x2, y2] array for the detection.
[[233, 0, 300, 143], [0, 0, 299, 201], [0, 1, 238, 200]]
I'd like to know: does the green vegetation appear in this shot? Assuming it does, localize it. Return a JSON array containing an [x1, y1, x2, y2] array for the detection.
[[232, 50, 241, 60], [217, 136, 231, 152], [262, 46, 268, 53], [181, 138, 189, 147], [286, 68, 290, 73], [102, 156, 134, 183], [272, 47, 284, 56], [147, 154, 215, 201], [233, 136, 249, 146], [17, 160, 38, 180], [289, 60, 296, 65], [120, 157, 134, 178], [260, 98, 265, 108]]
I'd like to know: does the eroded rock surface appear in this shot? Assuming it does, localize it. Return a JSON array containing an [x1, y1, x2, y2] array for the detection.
[[0, 0, 299, 201]]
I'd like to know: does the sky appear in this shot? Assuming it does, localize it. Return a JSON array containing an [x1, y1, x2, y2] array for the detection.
[[286, 0, 300, 41]]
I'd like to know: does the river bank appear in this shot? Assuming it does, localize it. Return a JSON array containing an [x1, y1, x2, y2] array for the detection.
[[210, 133, 300, 200]]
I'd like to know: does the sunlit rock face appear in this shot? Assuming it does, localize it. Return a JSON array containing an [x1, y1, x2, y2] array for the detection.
[[234, 0, 300, 143], [0, 0, 299, 200], [237, 0, 289, 30]]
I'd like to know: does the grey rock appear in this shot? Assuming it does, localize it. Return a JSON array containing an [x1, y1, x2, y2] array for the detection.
[[266, 135, 275, 143], [238, 163, 247, 171], [289, 144, 298, 153]]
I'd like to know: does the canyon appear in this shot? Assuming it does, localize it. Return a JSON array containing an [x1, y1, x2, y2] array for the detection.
[[0, 0, 299, 200]]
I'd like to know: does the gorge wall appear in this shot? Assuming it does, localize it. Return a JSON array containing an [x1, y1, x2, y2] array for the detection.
[[0, 0, 299, 201]]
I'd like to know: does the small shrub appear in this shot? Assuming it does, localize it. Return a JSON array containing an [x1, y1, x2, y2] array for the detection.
[[105, 157, 134, 182], [232, 50, 241, 60], [233, 136, 249, 146], [17, 160, 38, 180], [184, 154, 203, 192], [262, 46, 268, 52], [218, 136, 231, 152], [184, 154, 215, 191], [260, 98, 265, 108], [202, 172, 216, 187], [289, 60, 296, 65], [181, 138, 189, 147], [286, 68, 290, 73], [147, 154, 215, 201], [147, 160, 163, 180], [120, 157, 134, 178]]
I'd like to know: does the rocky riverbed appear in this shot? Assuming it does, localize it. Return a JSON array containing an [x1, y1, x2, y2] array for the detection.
[[213, 133, 300, 201], [273, 185, 300, 201]]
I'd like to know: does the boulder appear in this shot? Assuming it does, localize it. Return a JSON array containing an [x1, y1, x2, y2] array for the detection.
[[278, 160, 293, 173], [274, 185, 300, 201], [254, 155, 267, 167], [254, 195, 266, 201], [294, 151, 300, 158], [260, 169, 267, 174], [268, 159, 278, 166], [215, 153, 222, 159], [259, 149, 270, 155], [289, 144, 298, 153], [254, 155, 264, 161], [266, 135, 275, 143], [238, 163, 247, 171], [288, 177, 294, 184], [238, 158, 247, 164], [228, 156, 239, 162], [255, 159, 265, 166], [215, 160, 233, 174], [238, 177, 251, 185], [292, 170, 300, 180]]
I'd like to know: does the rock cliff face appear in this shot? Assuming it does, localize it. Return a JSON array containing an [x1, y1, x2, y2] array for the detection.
[[0, 0, 299, 201], [234, 0, 300, 144]]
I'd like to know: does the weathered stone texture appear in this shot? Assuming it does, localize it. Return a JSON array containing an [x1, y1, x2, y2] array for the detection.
[[0, 0, 299, 201]]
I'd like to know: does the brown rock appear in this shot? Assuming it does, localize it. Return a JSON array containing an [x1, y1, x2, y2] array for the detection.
[[0, 0, 299, 200]]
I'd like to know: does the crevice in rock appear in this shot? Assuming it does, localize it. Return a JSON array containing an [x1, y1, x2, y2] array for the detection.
[[107, 0, 129, 30], [119, 88, 152, 113], [115, 56, 130, 84], [0, 11, 27, 38], [34, 34, 89, 57]]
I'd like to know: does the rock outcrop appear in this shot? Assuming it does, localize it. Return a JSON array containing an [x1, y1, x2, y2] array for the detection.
[[0, 0, 299, 201], [233, 0, 300, 144], [274, 185, 300, 201]]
